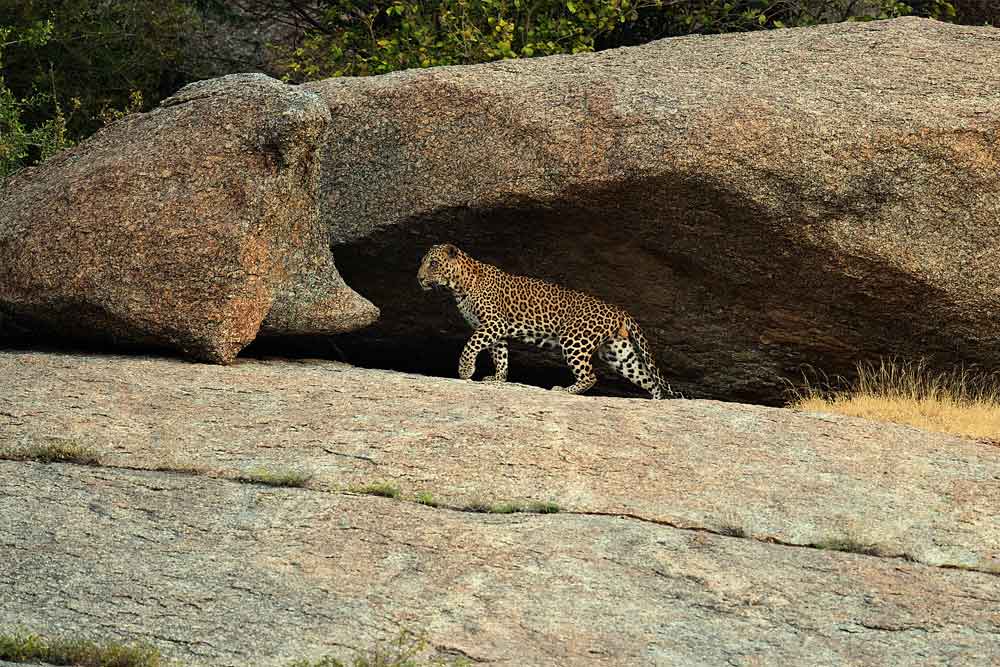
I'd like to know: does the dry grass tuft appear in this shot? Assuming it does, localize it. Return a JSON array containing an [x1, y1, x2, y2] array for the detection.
[[789, 359, 1000, 440]]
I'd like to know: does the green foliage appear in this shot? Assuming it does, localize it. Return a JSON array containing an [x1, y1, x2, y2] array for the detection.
[[0, 0, 209, 171], [415, 491, 440, 507], [276, 0, 961, 81], [276, 0, 664, 81], [526, 500, 561, 514], [949, 0, 999, 25], [0, 0, 973, 175], [0, 21, 74, 179], [0, 631, 162, 667], [607, 0, 957, 44]]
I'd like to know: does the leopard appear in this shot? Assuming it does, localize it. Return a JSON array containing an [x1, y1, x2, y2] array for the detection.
[[417, 243, 673, 399]]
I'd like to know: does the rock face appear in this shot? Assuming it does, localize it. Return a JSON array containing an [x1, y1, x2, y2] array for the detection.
[[0, 74, 378, 363], [306, 18, 1000, 402], [1, 351, 998, 666]]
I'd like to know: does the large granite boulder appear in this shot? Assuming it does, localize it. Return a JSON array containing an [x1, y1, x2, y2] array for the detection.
[[0, 73, 378, 363], [307, 18, 1000, 402]]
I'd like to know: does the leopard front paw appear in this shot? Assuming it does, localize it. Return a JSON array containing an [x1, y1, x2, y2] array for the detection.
[[483, 375, 507, 383]]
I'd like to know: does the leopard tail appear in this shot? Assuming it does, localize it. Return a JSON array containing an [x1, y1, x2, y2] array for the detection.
[[625, 317, 673, 399]]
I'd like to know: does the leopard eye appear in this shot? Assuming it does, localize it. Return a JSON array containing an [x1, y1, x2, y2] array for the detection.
[[428, 259, 439, 268]]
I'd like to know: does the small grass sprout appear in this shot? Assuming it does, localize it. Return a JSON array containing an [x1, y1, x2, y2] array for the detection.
[[354, 482, 401, 499], [414, 492, 439, 507], [236, 467, 312, 488], [717, 524, 749, 538], [526, 501, 560, 514]]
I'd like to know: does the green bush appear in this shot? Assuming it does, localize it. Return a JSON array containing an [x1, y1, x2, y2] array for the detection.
[[275, 0, 662, 81], [1, 0, 975, 176], [275, 0, 960, 81], [0, 21, 74, 179], [606, 1, 957, 46], [0, 0, 208, 173]]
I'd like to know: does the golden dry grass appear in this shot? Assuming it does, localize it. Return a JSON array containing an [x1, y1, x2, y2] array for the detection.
[[790, 359, 1000, 440]]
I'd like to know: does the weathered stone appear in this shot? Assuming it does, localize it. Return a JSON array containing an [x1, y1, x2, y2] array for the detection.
[[5, 463, 999, 667], [2, 350, 997, 574], [305, 18, 1000, 402], [0, 73, 378, 363], [1, 351, 999, 666]]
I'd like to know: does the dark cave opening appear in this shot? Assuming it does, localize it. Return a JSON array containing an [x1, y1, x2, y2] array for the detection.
[[300, 173, 989, 406], [4, 174, 989, 408]]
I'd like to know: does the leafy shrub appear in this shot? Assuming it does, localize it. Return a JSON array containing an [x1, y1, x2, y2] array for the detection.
[[0, 21, 74, 179], [0, 0, 976, 175], [275, 0, 961, 81], [275, 0, 663, 81], [0, 0, 213, 174]]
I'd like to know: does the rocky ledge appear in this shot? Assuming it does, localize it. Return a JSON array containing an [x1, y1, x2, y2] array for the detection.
[[1, 351, 997, 666]]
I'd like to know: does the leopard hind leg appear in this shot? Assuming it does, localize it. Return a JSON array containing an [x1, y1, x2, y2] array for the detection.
[[552, 335, 598, 395], [600, 337, 665, 398]]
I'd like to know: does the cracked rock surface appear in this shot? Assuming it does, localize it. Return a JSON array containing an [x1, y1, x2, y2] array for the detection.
[[1, 350, 998, 666]]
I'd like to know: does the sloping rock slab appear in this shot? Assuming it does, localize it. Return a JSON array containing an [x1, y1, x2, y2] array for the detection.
[[2, 351, 997, 574], [0, 73, 378, 363], [2, 461, 998, 666], [306, 18, 1000, 402]]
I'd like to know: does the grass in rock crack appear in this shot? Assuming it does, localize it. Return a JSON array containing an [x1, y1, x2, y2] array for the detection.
[[526, 501, 561, 514], [414, 492, 439, 507], [462, 500, 560, 514], [809, 537, 884, 557], [353, 482, 402, 499], [288, 630, 469, 667], [717, 524, 749, 538], [351, 483, 560, 515], [0, 440, 101, 465], [0, 631, 161, 667], [235, 467, 312, 488]]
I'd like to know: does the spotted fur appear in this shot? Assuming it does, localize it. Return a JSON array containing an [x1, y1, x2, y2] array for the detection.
[[417, 244, 673, 399]]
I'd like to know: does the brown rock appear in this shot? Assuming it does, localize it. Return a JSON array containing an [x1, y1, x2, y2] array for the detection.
[[0, 73, 378, 363], [306, 18, 1000, 402], [1, 350, 998, 665]]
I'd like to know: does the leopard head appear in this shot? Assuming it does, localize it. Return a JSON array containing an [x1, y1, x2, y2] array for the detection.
[[418, 243, 473, 293]]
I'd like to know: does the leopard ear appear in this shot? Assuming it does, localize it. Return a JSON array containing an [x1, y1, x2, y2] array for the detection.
[[445, 244, 458, 258]]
